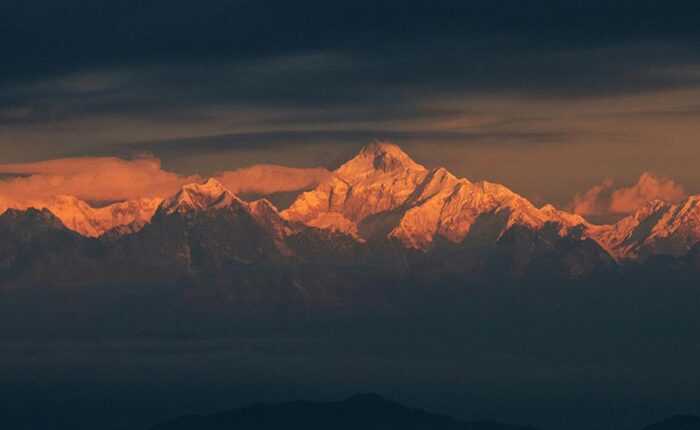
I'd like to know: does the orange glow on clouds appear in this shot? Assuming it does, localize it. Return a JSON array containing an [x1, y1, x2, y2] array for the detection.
[[0, 156, 196, 203], [571, 172, 687, 216], [0, 156, 331, 206], [216, 164, 330, 195]]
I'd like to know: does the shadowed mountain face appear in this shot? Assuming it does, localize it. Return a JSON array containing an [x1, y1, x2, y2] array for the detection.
[[151, 394, 537, 430], [0, 208, 103, 287], [642, 416, 700, 430]]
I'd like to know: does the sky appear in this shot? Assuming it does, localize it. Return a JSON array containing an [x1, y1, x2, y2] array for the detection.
[[4, 5, 700, 429], [2, 0, 700, 214]]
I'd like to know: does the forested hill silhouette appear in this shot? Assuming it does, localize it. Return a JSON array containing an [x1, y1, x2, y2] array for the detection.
[[150, 393, 537, 430], [642, 415, 700, 430]]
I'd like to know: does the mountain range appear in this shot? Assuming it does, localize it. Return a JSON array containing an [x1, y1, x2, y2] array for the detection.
[[2, 142, 700, 291]]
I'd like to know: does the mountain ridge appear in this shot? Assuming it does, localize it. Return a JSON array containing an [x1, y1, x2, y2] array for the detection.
[[0, 194, 161, 237], [2, 143, 700, 289]]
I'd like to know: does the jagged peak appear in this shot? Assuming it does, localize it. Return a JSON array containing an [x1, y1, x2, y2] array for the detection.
[[359, 141, 409, 158], [540, 203, 572, 217], [181, 177, 228, 196], [428, 166, 459, 182], [248, 198, 279, 214], [335, 141, 426, 180], [406, 166, 462, 202], [628, 198, 671, 220], [159, 178, 240, 214], [1, 206, 54, 219], [0, 194, 162, 237], [0, 206, 66, 229], [470, 180, 523, 203], [540, 203, 590, 227], [618, 196, 700, 225]]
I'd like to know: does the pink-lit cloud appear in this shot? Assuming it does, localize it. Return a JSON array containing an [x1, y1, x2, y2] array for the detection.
[[571, 172, 687, 216], [0, 156, 200, 204], [215, 164, 330, 195], [0, 156, 329, 207]]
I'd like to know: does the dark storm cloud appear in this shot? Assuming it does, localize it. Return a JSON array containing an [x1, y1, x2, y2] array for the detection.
[[2, 43, 699, 136], [3, 1, 700, 101], [3, 0, 700, 81]]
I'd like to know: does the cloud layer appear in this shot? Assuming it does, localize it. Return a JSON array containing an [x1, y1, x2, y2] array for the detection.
[[0, 156, 330, 206], [571, 172, 687, 216], [216, 165, 330, 195], [0, 156, 198, 204]]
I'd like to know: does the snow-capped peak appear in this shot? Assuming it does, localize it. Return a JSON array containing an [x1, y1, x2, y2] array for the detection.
[[0, 194, 161, 237], [335, 141, 426, 182], [282, 142, 587, 250], [540, 204, 590, 227], [585, 195, 700, 260], [159, 178, 240, 214], [182, 177, 229, 198], [281, 143, 430, 230]]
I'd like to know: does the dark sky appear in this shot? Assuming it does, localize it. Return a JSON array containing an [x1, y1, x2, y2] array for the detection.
[[2, 0, 700, 206]]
